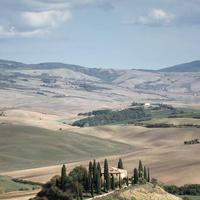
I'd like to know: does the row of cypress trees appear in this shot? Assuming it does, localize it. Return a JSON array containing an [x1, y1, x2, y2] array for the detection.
[[133, 160, 150, 184], [86, 158, 126, 196], [60, 159, 150, 199]]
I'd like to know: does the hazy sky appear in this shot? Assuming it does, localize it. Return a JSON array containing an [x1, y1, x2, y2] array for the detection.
[[0, 0, 200, 69]]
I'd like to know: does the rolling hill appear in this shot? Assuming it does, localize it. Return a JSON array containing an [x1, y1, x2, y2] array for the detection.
[[0, 59, 200, 118], [159, 60, 200, 72], [0, 124, 132, 172]]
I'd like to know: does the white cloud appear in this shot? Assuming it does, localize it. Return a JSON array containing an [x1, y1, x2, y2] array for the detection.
[[21, 10, 72, 29], [0, 25, 46, 38], [0, 0, 119, 38], [124, 8, 175, 26]]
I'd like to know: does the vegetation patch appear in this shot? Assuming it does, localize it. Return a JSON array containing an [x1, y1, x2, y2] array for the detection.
[[73, 107, 149, 127], [184, 139, 200, 145], [0, 175, 40, 194], [163, 184, 200, 197]]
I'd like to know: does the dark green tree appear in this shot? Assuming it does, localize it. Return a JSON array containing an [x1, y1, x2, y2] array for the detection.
[[97, 162, 102, 176], [96, 169, 101, 194], [89, 161, 93, 177], [126, 176, 129, 186], [93, 160, 97, 186], [104, 159, 110, 191], [138, 160, 143, 178], [88, 161, 93, 191], [118, 175, 122, 189], [133, 168, 139, 184], [111, 174, 115, 190], [61, 164, 67, 191], [90, 177, 94, 197], [147, 168, 150, 182], [118, 158, 124, 169], [144, 166, 147, 181]]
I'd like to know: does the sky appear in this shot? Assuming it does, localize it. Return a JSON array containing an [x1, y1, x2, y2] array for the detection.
[[0, 0, 200, 69]]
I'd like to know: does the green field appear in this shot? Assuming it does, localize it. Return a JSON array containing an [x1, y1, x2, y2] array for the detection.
[[179, 195, 200, 200], [0, 175, 39, 193], [0, 124, 133, 172]]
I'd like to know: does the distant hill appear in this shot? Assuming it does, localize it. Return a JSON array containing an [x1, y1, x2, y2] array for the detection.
[[0, 59, 121, 82], [159, 60, 200, 72]]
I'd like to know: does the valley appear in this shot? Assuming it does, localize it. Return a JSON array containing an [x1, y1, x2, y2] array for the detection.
[[0, 60, 200, 199]]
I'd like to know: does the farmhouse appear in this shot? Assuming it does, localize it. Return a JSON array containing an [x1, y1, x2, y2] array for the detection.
[[102, 167, 128, 179]]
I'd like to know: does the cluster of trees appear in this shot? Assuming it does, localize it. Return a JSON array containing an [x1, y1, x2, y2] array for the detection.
[[78, 109, 111, 117], [184, 139, 200, 145], [73, 107, 147, 127], [31, 158, 127, 200], [132, 160, 150, 185], [164, 184, 200, 196]]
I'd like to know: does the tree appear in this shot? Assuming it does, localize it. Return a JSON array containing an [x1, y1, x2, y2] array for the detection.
[[90, 177, 94, 197], [126, 176, 129, 186], [97, 162, 102, 188], [104, 159, 110, 191], [96, 169, 101, 194], [93, 160, 97, 187], [89, 161, 93, 178], [133, 168, 139, 184], [147, 168, 150, 182], [144, 166, 147, 181], [111, 174, 115, 190], [118, 158, 124, 169], [61, 164, 67, 191], [97, 162, 102, 176], [69, 166, 88, 192], [118, 175, 122, 189], [138, 160, 143, 178], [88, 161, 93, 192]]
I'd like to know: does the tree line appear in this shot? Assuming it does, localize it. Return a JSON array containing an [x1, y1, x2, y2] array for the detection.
[[31, 159, 151, 200], [164, 184, 200, 196], [73, 107, 148, 127]]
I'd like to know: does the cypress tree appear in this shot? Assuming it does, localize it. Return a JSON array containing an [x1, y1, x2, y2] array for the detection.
[[97, 162, 102, 187], [97, 162, 102, 176], [93, 160, 97, 186], [84, 171, 90, 194], [144, 166, 147, 181], [89, 161, 93, 178], [118, 158, 124, 169], [96, 169, 101, 194], [138, 160, 143, 178], [147, 168, 150, 182], [88, 161, 93, 190], [104, 159, 110, 191], [90, 177, 94, 197], [118, 174, 122, 189], [61, 164, 67, 191], [111, 174, 115, 190], [133, 168, 139, 184], [79, 186, 83, 200], [126, 176, 129, 186]]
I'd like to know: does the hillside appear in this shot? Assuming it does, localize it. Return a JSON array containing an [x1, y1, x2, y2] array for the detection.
[[159, 60, 200, 72], [98, 184, 182, 200], [0, 59, 200, 118], [0, 124, 132, 172]]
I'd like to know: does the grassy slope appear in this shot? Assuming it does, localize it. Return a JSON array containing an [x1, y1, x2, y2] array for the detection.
[[179, 195, 200, 200], [0, 124, 133, 172], [98, 184, 181, 200], [0, 175, 39, 193]]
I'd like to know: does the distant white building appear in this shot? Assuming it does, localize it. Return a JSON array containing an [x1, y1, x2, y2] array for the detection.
[[144, 103, 151, 107]]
